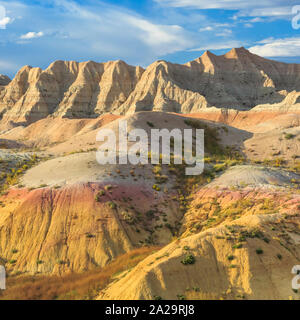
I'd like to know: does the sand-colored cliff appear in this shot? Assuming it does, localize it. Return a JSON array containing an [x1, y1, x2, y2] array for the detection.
[[1, 47, 300, 130]]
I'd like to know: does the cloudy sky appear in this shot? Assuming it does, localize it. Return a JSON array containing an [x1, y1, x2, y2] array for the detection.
[[0, 0, 300, 77]]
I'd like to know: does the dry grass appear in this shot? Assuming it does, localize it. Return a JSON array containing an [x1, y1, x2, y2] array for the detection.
[[0, 246, 160, 300]]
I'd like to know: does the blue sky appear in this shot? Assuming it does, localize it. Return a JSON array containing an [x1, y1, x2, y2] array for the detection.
[[0, 0, 300, 77]]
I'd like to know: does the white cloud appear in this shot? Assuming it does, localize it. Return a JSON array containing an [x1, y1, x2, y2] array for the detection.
[[189, 40, 244, 51], [50, 0, 194, 59], [155, 0, 296, 19], [249, 37, 300, 57], [155, 0, 253, 9], [199, 23, 230, 32], [249, 17, 265, 23], [199, 26, 213, 32], [155, 0, 296, 11], [123, 16, 192, 54], [0, 59, 19, 74], [0, 16, 11, 28], [216, 28, 232, 37], [20, 31, 44, 40], [0, 4, 12, 29], [238, 6, 293, 18]]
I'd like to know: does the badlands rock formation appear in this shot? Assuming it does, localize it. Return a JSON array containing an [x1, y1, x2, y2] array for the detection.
[[253, 91, 300, 111], [0, 60, 143, 127], [0, 75, 10, 86], [0, 50, 300, 299], [1, 47, 300, 129]]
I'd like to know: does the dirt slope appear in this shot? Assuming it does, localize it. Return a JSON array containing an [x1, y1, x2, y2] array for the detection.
[[0, 183, 181, 274], [99, 213, 300, 300]]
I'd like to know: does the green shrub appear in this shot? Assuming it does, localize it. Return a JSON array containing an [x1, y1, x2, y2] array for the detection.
[[263, 237, 270, 243], [86, 233, 95, 238], [152, 184, 161, 191], [213, 163, 227, 172], [232, 243, 243, 249], [256, 248, 263, 255], [227, 255, 235, 261], [284, 133, 295, 140], [108, 202, 117, 209], [95, 190, 106, 201], [147, 121, 154, 128], [146, 210, 155, 220], [152, 165, 162, 175], [181, 254, 196, 265]]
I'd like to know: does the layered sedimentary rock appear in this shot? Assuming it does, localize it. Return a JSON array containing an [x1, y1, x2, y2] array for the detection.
[[1, 47, 300, 128], [121, 48, 300, 114], [0, 60, 143, 125], [0, 74, 10, 86], [253, 90, 300, 111]]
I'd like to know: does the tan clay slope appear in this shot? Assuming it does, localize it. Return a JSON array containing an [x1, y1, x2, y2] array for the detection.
[[206, 165, 299, 188], [99, 213, 300, 300], [1, 48, 300, 129], [185, 109, 300, 162], [99, 164, 300, 300], [182, 166, 300, 236], [0, 114, 120, 150], [0, 111, 250, 154], [0, 183, 182, 275], [0, 111, 250, 276], [16, 111, 249, 188], [185, 109, 300, 133]]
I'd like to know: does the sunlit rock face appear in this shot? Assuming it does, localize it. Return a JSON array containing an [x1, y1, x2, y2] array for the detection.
[[1, 47, 300, 129]]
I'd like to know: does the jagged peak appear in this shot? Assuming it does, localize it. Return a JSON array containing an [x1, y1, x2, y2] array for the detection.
[[147, 59, 170, 70], [18, 65, 33, 72], [47, 60, 80, 71], [9, 65, 34, 81], [202, 50, 217, 58], [113, 59, 127, 65], [155, 59, 168, 65], [188, 50, 218, 65], [224, 47, 252, 59]]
